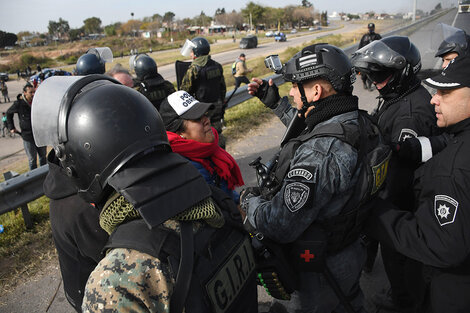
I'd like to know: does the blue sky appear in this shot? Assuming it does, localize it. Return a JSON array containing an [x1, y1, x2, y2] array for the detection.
[[1, 0, 455, 34]]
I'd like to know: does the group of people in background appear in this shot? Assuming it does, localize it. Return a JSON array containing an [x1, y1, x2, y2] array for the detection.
[[4, 20, 470, 313]]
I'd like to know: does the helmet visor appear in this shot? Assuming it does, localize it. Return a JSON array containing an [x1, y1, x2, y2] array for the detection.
[[87, 47, 113, 63], [431, 23, 468, 57], [180, 39, 197, 57], [32, 76, 83, 147], [352, 40, 407, 70], [129, 54, 137, 71]]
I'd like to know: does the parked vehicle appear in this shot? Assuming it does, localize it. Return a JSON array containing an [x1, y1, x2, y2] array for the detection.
[[291, 28, 298, 34], [274, 32, 287, 42], [265, 31, 274, 37], [239, 35, 258, 49], [0, 72, 9, 82]]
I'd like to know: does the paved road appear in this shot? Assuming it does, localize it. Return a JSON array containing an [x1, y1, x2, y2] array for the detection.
[[157, 22, 367, 82], [1, 9, 468, 313]]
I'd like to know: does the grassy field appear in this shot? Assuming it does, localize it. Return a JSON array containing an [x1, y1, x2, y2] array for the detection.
[[0, 19, 401, 292]]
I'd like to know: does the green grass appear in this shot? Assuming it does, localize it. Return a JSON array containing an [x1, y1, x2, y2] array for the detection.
[[0, 195, 55, 292]]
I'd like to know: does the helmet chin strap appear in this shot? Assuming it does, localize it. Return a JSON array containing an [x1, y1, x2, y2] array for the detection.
[[297, 83, 312, 117]]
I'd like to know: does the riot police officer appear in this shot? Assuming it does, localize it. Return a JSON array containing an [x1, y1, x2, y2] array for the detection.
[[434, 23, 470, 68], [180, 37, 227, 148], [366, 55, 470, 313], [131, 53, 175, 110], [243, 44, 389, 313], [31, 75, 258, 313], [352, 36, 440, 312], [358, 23, 381, 90], [45, 50, 115, 311], [75, 47, 113, 75]]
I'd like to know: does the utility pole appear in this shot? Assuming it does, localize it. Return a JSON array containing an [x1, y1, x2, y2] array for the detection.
[[250, 13, 253, 32], [412, 0, 417, 22]]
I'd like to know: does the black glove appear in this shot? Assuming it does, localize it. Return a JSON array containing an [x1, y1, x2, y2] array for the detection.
[[393, 138, 421, 165], [254, 80, 280, 109], [239, 187, 261, 213]]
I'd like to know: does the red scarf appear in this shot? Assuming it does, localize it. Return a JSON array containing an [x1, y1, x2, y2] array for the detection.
[[167, 128, 244, 190]]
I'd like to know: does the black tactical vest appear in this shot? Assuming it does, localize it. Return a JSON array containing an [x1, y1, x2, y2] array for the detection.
[[274, 111, 391, 253], [105, 187, 258, 313], [138, 75, 174, 111], [194, 59, 224, 103]]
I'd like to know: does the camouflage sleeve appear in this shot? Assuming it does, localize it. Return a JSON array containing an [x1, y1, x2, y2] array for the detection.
[[82, 248, 174, 313], [180, 65, 198, 95]]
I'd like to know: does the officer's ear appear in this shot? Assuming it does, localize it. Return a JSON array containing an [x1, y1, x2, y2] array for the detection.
[[311, 83, 323, 102]]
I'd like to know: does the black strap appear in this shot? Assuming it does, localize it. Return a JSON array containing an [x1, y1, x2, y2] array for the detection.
[[170, 221, 194, 313]]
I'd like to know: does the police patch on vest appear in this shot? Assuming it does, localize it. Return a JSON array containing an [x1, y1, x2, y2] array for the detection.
[[398, 128, 418, 142], [284, 182, 311, 212], [434, 195, 458, 226], [206, 237, 255, 313], [287, 168, 314, 181]]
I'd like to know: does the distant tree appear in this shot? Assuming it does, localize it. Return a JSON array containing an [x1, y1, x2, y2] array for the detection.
[[119, 20, 143, 36], [241, 2, 265, 26], [104, 24, 117, 36], [152, 14, 163, 23], [302, 0, 313, 8], [293, 6, 315, 28], [0, 31, 18, 47], [195, 11, 212, 26], [83, 17, 102, 34], [48, 18, 70, 39], [435, 3, 442, 10], [321, 11, 328, 26], [17, 31, 32, 39], [68, 28, 83, 41], [163, 11, 175, 28]]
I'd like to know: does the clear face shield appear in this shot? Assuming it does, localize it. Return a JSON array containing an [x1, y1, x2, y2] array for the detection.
[[31, 76, 83, 148], [352, 40, 406, 71], [87, 47, 113, 63], [180, 39, 197, 57], [129, 54, 138, 72], [431, 23, 468, 57]]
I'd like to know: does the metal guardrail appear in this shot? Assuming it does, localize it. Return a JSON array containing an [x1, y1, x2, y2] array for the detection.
[[0, 165, 49, 227], [0, 9, 453, 225]]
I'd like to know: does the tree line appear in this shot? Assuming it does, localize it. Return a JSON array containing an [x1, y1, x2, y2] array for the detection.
[[3, 0, 327, 46]]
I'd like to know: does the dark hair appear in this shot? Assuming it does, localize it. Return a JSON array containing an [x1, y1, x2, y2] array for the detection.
[[23, 83, 33, 92]]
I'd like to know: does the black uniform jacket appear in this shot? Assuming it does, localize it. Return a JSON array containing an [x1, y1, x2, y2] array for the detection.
[[44, 151, 109, 312], [366, 118, 470, 312], [374, 85, 440, 210], [6, 97, 35, 142]]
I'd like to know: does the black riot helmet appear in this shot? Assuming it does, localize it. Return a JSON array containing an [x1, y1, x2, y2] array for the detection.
[[191, 37, 210, 57], [132, 53, 158, 80], [351, 36, 421, 97], [433, 23, 470, 58], [283, 43, 356, 94], [31, 75, 170, 204], [76, 53, 105, 75], [368, 23, 375, 32]]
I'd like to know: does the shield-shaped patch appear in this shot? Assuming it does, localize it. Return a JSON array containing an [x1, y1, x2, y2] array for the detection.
[[398, 128, 418, 142], [284, 182, 310, 212], [434, 195, 458, 226]]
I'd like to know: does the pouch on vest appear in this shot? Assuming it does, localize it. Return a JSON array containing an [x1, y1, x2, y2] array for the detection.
[[289, 224, 327, 272]]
